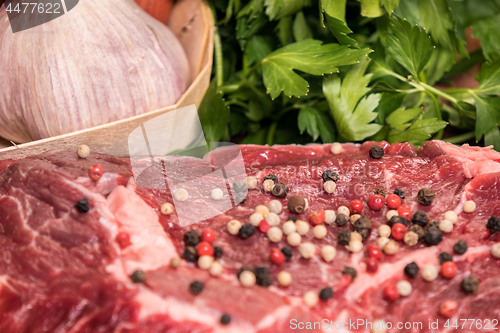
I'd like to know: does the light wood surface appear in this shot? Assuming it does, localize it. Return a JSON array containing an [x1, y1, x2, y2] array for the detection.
[[0, 0, 213, 160]]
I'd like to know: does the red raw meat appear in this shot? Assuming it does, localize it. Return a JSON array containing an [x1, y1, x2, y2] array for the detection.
[[0, 141, 499, 333]]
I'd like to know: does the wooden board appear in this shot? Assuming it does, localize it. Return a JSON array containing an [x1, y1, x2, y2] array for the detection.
[[0, 0, 213, 160]]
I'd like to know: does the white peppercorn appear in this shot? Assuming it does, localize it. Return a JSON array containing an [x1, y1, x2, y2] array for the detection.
[[299, 242, 316, 258], [77, 145, 90, 158], [282, 221, 297, 235], [383, 240, 399, 255], [287, 232, 302, 247], [386, 209, 398, 221], [403, 231, 418, 246], [330, 142, 343, 155], [267, 227, 283, 242], [160, 202, 174, 215], [347, 240, 363, 253], [491, 243, 500, 259], [337, 206, 350, 217], [323, 181, 337, 194], [439, 219, 454, 233], [296, 220, 310, 235], [249, 213, 264, 226], [277, 271, 292, 287], [227, 219, 242, 235], [209, 261, 223, 277], [211, 188, 224, 200], [396, 280, 412, 296], [265, 212, 281, 226], [263, 179, 275, 192], [240, 270, 256, 287], [422, 265, 438, 282], [377, 236, 390, 250], [174, 188, 189, 202], [303, 291, 319, 307], [313, 225, 328, 239], [324, 210, 336, 224], [268, 200, 283, 214], [246, 176, 258, 190], [378, 225, 391, 238], [321, 245, 336, 262], [443, 210, 458, 224], [198, 255, 214, 270], [463, 200, 476, 213]]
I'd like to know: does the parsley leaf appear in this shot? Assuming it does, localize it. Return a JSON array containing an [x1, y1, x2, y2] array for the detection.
[[298, 107, 320, 140], [323, 60, 382, 141], [320, 0, 358, 46], [293, 11, 313, 41], [359, 0, 385, 18], [472, 14, 500, 63], [262, 39, 371, 98], [265, 0, 311, 21], [472, 94, 500, 143], [386, 107, 447, 144], [198, 80, 229, 143], [385, 17, 433, 78], [476, 59, 500, 96], [381, 0, 399, 13]]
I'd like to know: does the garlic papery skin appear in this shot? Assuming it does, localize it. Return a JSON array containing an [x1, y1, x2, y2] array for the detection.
[[0, 0, 189, 143]]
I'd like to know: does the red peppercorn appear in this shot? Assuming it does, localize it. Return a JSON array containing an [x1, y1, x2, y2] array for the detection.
[[365, 257, 378, 273], [441, 261, 457, 279], [115, 232, 131, 249], [439, 300, 458, 318], [89, 164, 103, 181], [197, 241, 214, 256], [201, 228, 215, 244], [309, 210, 325, 225], [386, 194, 402, 209], [270, 248, 285, 265], [259, 219, 270, 233], [397, 204, 411, 220], [367, 243, 383, 260], [349, 200, 363, 214], [367, 194, 385, 211], [383, 285, 399, 301], [391, 223, 407, 241]]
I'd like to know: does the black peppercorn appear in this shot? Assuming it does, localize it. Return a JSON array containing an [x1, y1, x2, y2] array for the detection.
[[439, 252, 453, 264], [487, 216, 500, 233], [412, 210, 429, 227], [75, 198, 90, 213], [409, 225, 425, 239], [288, 195, 306, 214], [393, 188, 405, 200], [254, 266, 272, 287], [214, 246, 223, 258], [389, 216, 408, 227], [281, 246, 292, 261], [264, 174, 279, 184], [322, 170, 339, 182], [461, 275, 479, 295], [183, 247, 198, 262], [453, 239, 468, 255], [239, 224, 256, 239], [189, 280, 204, 295], [335, 213, 348, 227], [237, 266, 253, 278], [354, 216, 371, 241], [417, 188, 435, 205], [220, 313, 231, 325], [337, 229, 351, 246], [287, 216, 298, 222], [374, 188, 386, 198], [342, 267, 357, 280], [319, 287, 334, 301], [424, 227, 443, 246], [130, 270, 146, 283], [404, 262, 419, 278], [272, 182, 288, 198], [369, 145, 384, 159], [235, 192, 247, 204], [233, 180, 248, 193], [184, 230, 200, 247]]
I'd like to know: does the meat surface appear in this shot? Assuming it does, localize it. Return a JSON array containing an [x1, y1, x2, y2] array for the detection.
[[0, 141, 499, 333]]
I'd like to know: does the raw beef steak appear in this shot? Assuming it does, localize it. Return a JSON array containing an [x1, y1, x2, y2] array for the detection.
[[0, 140, 499, 333]]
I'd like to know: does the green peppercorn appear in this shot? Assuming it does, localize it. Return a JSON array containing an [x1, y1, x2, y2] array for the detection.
[[319, 287, 334, 301], [75, 198, 90, 213], [342, 267, 357, 280], [369, 145, 384, 159], [389, 216, 408, 227], [439, 252, 453, 264], [189, 280, 204, 295], [239, 224, 256, 239], [393, 188, 405, 200], [409, 225, 425, 239], [184, 230, 200, 247], [335, 213, 348, 227], [417, 188, 435, 205], [412, 210, 429, 227], [453, 239, 468, 255], [487, 216, 500, 233], [337, 229, 351, 246], [281, 246, 292, 260], [404, 262, 419, 278], [322, 170, 339, 182], [233, 180, 248, 193], [130, 270, 146, 283], [461, 275, 479, 295], [254, 266, 272, 287], [424, 226, 443, 246], [264, 174, 279, 184], [374, 188, 386, 198], [220, 314, 231, 325]]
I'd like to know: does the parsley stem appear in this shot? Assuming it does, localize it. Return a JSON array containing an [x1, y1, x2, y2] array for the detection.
[[444, 131, 475, 144], [267, 122, 278, 146], [442, 88, 472, 94], [210, 3, 224, 87]]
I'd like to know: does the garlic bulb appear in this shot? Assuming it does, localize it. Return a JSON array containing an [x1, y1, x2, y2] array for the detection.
[[0, 0, 189, 143]]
